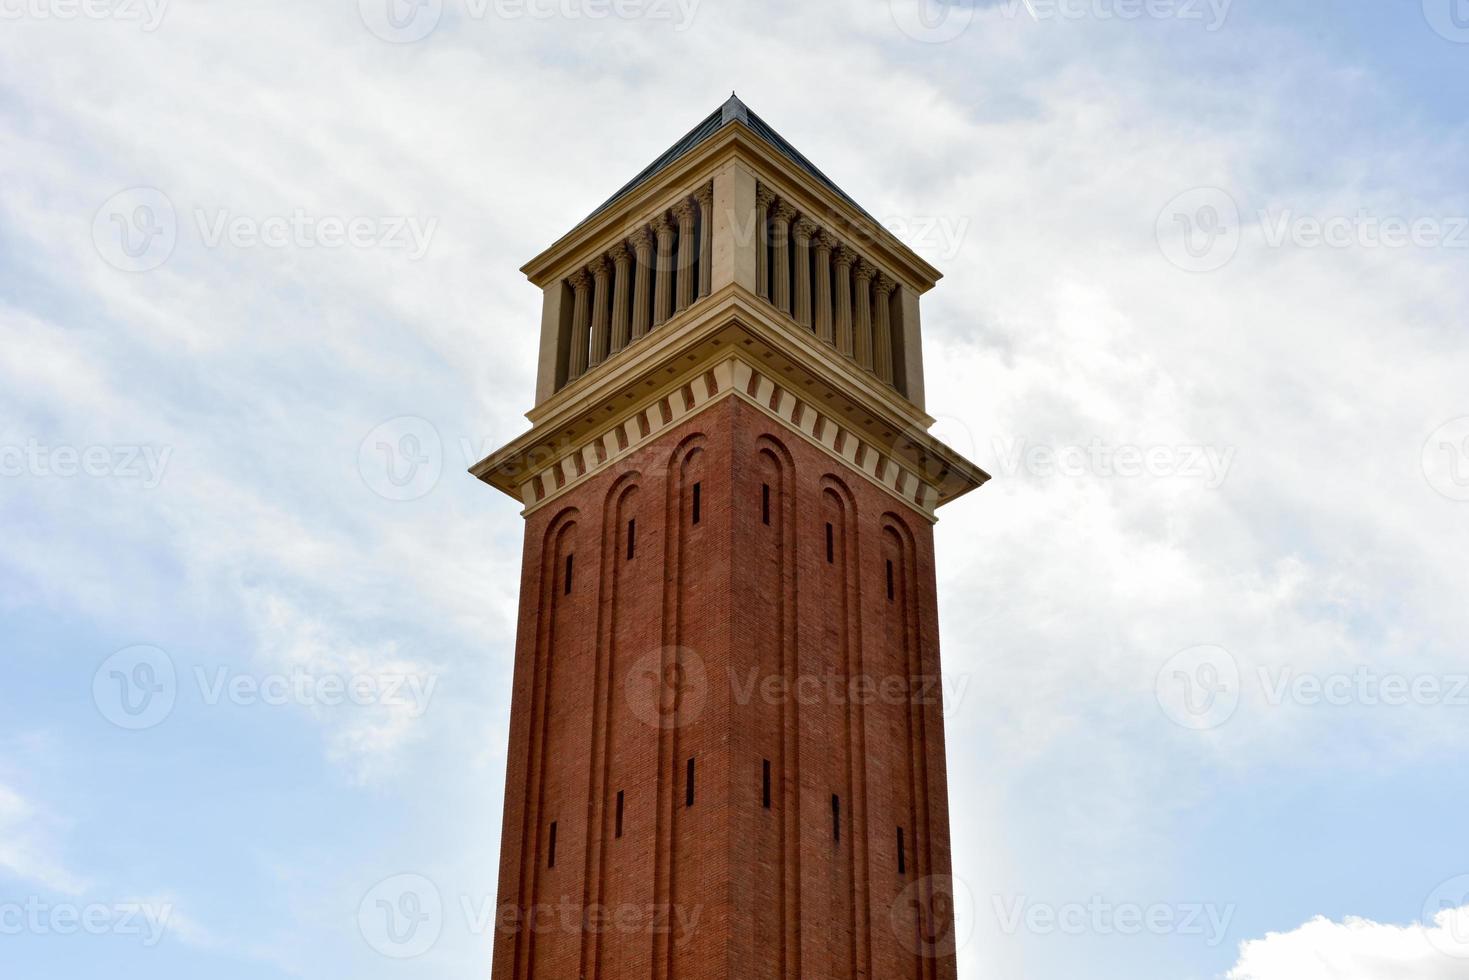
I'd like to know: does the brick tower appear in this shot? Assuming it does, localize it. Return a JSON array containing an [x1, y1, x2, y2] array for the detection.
[[473, 95, 988, 980]]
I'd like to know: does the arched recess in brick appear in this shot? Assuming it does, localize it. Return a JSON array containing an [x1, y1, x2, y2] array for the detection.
[[818, 474, 871, 980], [754, 433, 801, 980], [879, 511, 936, 980], [581, 471, 642, 980], [654, 433, 706, 980], [514, 506, 579, 980]]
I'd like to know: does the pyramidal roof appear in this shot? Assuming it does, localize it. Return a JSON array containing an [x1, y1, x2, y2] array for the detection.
[[580, 94, 871, 226]]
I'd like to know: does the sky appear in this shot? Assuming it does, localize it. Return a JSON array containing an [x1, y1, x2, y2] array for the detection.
[[1, 1, 1467, 978]]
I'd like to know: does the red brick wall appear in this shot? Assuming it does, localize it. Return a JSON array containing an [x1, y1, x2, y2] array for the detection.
[[491, 395, 959, 980]]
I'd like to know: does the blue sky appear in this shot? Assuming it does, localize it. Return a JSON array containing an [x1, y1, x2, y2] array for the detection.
[[2, 1, 1468, 978]]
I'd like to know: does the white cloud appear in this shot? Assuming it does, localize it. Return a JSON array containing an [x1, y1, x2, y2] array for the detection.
[[1229, 906, 1469, 980], [0, 781, 90, 896]]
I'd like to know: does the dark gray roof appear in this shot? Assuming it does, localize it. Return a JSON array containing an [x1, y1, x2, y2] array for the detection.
[[579, 94, 872, 226]]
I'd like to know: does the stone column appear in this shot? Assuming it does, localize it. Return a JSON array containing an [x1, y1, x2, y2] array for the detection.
[[853, 259, 876, 372], [813, 232, 835, 345], [873, 274, 897, 385], [673, 198, 697, 314], [588, 255, 612, 368], [833, 245, 855, 358], [770, 201, 795, 314], [654, 213, 675, 328], [755, 184, 774, 300], [609, 243, 632, 355], [568, 268, 591, 379], [630, 227, 653, 342], [792, 218, 817, 330], [696, 183, 713, 299]]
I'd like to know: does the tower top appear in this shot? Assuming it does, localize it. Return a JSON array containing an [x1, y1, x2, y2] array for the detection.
[[474, 99, 988, 519]]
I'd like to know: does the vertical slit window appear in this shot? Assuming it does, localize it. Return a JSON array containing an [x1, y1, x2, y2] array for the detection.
[[548, 821, 558, 868], [831, 794, 841, 843], [692, 482, 702, 525], [615, 790, 625, 839], [685, 758, 696, 807], [627, 519, 636, 560], [897, 827, 906, 874], [762, 760, 772, 809], [564, 554, 574, 595], [886, 559, 895, 600], [826, 523, 835, 564], [762, 483, 771, 525]]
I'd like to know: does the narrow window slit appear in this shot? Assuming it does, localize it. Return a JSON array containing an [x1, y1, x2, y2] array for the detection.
[[548, 821, 558, 868], [886, 559, 895, 600], [826, 523, 835, 563], [831, 794, 841, 843], [685, 758, 696, 807], [897, 827, 906, 874], [627, 519, 637, 560], [615, 790, 625, 839], [564, 554, 574, 595], [762, 759, 772, 809], [761, 483, 771, 525], [692, 482, 702, 525]]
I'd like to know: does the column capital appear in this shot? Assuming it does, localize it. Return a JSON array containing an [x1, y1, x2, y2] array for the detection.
[[608, 241, 632, 265], [814, 230, 837, 253], [630, 226, 654, 250], [793, 217, 819, 244], [874, 272, 896, 295], [568, 268, 591, 290], [671, 198, 696, 222], [854, 259, 876, 282], [654, 212, 676, 236], [833, 244, 857, 268], [590, 254, 612, 277], [756, 184, 776, 209], [695, 182, 713, 208], [771, 201, 797, 226]]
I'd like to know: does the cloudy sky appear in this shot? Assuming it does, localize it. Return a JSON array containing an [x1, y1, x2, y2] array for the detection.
[[2, 1, 1467, 978]]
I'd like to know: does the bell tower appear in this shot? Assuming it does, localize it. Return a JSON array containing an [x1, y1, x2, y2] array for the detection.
[[473, 95, 988, 980]]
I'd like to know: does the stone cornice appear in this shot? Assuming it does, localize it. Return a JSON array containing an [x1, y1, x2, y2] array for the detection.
[[519, 123, 943, 295]]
